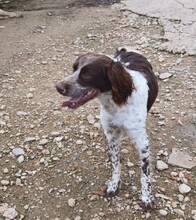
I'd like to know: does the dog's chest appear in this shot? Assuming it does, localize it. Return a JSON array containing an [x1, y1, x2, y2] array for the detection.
[[101, 103, 145, 130]]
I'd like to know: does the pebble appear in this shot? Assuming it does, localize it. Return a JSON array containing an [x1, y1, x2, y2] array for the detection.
[[74, 216, 81, 220], [127, 161, 134, 167], [156, 160, 168, 171], [12, 148, 25, 156], [16, 178, 22, 186], [178, 184, 191, 194], [159, 72, 173, 80], [24, 136, 36, 142], [3, 207, 18, 219], [159, 209, 168, 216], [192, 210, 196, 220], [17, 155, 25, 163], [76, 140, 83, 145], [121, 149, 129, 154], [168, 148, 196, 169], [68, 198, 76, 207], [184, 196, 190, 202], [1, 180, 9, 186], [0, 203, 9, 214], [26, 93, 34, 99], [94, 122, 101, 129], [39, 139, 49, 146], [54, 136, 64, 142], [16, 111, 28, 116], [87, 114, 95, 124], [3, 168, 9, 174], [158, 121, 165, 126], [171, 171, 178, 177], [178, 194, 184, 202], [40, 158, 45, 164], [51, 131, 60, 137], [173, 208, 184, 217]]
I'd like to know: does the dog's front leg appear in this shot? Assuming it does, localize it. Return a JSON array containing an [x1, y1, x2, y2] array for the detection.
[[103, 125, 123, 197]]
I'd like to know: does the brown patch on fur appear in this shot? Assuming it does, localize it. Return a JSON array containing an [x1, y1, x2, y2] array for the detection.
[[108, 61, 135, 106], [115, 48, 158, 111]]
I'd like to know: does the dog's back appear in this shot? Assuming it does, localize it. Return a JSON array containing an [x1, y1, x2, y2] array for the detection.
[[114, 48, 158, 111]]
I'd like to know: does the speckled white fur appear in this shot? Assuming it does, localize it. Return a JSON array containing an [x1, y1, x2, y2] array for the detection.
[[99, 69, 154, 205]]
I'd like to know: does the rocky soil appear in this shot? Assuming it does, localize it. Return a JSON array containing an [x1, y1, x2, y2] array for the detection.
[[0, 1, 195, 219]]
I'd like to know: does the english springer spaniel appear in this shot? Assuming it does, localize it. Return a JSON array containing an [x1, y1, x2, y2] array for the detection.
[[56, 48, 158, 209]]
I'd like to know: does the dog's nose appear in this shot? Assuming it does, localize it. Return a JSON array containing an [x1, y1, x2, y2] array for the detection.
[[56, 81, 66, 95]]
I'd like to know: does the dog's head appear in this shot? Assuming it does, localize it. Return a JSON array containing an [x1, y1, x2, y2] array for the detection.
[[56, 52, 134, 109]]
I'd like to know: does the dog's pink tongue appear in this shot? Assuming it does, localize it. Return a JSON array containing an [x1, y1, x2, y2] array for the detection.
[[62, 96, 81, 107]]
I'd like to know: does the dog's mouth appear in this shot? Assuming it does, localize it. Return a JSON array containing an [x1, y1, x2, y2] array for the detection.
[[62, 89, 98, 109]]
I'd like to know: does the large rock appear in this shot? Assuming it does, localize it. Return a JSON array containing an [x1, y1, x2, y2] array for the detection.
[[168, 148, 196, 169], [123, 0, 196, 55]]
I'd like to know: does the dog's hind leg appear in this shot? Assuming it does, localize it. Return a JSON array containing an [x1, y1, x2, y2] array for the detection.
[[127, 128, 156, 209]]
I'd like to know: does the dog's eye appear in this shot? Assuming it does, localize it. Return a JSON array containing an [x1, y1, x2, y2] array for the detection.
[[80, 72, 92, 80]]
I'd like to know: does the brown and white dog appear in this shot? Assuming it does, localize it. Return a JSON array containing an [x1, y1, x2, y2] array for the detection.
[[56, 48, 158, 209]]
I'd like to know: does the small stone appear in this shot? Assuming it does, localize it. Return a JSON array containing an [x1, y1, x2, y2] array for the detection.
[[39, 139, 48, 146], [12, 148, 25, 156], [90, 195, 99, 201], [29, 87, 36, 92], [68, 198, 76, 207], [54, 136, 64, 142], [26, 93, 33, 99], [159, 209, 168, 216], [3, 168, 9, 174], [155, 193, 170, 200], [178, 184, 191, 194], [16, 111, 28, 116], [127, 161, 134, 167], [0, 203, 9, 214], [56, 142, 64, 148], [173, 209, 184, 217], [156, 160, 168, 171], [51, 131, 60, 137], [16, 178, 22, 186], [158, 121, 165, 126], [192, 210, 196, 220], [159, 72, 173, 80], [178, 194, 184, 202], [36, 145, 43, 150], [94, 122, 101, 129], [41, 61, 47, 65], [121, 149, 129, 154], [171, 171, 178, 177], [74, 216, 81, 220], [24, 136, 36, 142], [1, 180, 9, 186], [3, 207, 18, 219], [24, 205, 29, 210], [76, 140, 83, 145], [184, 196, 190, 202], [40, 158, 45, 164], [18, 155, 25, 163], [87, 115, 95, 124]]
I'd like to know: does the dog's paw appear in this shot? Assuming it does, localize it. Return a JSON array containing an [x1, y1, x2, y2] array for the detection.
[[103, 180, 120, 197], [140, 196, 157, 210]]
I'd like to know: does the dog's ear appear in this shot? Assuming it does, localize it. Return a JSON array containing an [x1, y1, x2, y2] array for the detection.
[[107, 61, 135, 106]]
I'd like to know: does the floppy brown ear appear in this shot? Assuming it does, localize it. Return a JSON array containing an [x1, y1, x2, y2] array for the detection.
[[107, 61, 135, 106]]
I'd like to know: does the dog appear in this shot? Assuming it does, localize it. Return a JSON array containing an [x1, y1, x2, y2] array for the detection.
[[56, 47, 158, 209]]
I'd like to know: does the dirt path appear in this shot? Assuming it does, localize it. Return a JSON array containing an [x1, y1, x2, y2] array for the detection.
[[0, 1, 195, 220]]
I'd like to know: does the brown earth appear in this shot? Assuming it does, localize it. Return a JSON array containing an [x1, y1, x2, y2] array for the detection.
[[0, 1, 195, 220]]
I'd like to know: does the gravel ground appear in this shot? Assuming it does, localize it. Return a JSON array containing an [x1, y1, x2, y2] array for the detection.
[[0, 1, 195, 220]]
